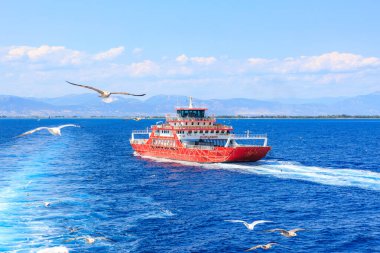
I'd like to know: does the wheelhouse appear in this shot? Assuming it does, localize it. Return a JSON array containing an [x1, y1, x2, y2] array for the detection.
[[176, 108, 206, 118]]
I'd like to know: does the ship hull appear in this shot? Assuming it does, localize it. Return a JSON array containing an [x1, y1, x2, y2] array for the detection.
[[131, 143, 271, 163]]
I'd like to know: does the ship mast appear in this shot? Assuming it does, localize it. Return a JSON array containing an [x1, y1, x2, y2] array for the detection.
[[189, 96, 193, 108]]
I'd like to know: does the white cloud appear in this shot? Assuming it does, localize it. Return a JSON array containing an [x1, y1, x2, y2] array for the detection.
[[1, 46, 380, 99], [247, 52, 380, 73], [248, 57, 273, 65], [5, 46, 32, 60], [190, 56, 216, 65], [93, 46, 124, 61], [175, 54, 217, 65], [27, 45, 66, 60], [127, 60, 159, 77], [176, 54, 188, 64], [3, 45, 83, 65]]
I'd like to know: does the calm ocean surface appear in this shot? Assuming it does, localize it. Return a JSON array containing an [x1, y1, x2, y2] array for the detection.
[[0, 119, 379, 252]]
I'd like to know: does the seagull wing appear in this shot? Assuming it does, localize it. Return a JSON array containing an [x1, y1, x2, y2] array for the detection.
[[110, 91, 146, 96], [290, 228, 305, 233], [245, 245, 262, 251], [17, 127, 48, 137], [57, 124, 80, 129], [224, 220, 246, 224], [266, 228, 286, 233], [66, 81, 105, 95], [252, 220, 272, 226]]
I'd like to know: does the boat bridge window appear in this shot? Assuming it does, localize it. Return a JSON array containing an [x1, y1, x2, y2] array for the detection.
[[177, 109, 205, 118]]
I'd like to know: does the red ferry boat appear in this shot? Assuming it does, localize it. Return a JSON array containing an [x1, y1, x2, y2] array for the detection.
[[130, 98, 271, 163]]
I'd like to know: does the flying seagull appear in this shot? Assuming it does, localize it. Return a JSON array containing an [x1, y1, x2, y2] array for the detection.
[[224, 219, 272, 230], [245, 243, 278, 251], [37, 246, 69, 253], [16, 124, 80, 137], [266, 228, 305, 237], [67, 81, 145, 102]]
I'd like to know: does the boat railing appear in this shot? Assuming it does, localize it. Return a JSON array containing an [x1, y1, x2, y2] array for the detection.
[[228, 133, 268, 147], [131, 129, 150, 141], [132, 130, 150, 134], [172, 125, 233, 130], [166, 116, 216, 122], [231, 133, 267, 139]]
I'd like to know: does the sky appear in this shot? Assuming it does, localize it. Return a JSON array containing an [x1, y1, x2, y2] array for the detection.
[[0, 0, 379, 99]]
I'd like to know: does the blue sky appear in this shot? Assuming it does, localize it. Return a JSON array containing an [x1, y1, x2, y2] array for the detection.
[[0, 0, 379, 99]]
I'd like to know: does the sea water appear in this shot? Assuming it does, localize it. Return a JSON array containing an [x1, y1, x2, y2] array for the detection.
[[0, 119, 379, 252]]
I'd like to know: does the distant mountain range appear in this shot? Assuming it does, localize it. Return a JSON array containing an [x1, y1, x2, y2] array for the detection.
[[0, 92, 379, 117]]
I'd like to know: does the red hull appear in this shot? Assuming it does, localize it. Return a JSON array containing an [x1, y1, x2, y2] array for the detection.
[[131, 143, 271, 163]]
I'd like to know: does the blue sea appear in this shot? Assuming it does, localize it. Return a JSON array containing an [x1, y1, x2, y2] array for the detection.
[[0, 119, 379, 252]]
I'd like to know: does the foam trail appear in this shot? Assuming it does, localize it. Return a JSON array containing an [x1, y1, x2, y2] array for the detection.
[[138, 155, 380, 191], [213, 160, 380, 190]]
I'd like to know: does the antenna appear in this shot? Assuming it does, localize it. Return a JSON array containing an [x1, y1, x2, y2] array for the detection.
[[189, 96, 193, 108]]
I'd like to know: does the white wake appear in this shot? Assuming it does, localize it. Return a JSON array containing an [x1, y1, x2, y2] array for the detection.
[[138, 154, 380, 191]]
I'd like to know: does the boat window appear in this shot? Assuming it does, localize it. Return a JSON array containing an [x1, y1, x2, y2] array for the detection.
[[191, 122, 194, 125], [189, 131, 192, 134], [177, 109, 205, 118], [194, 131, 197, 134], [211, 130, 214, 133], [216, 130, 219, 133], [221, 130, 224, 134], [205, 130, 209, 133], [200, 130, 203, 133], [197, 122, 199, 125], [209, 122, 211, 125]]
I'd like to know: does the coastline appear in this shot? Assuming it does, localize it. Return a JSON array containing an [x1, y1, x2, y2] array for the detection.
[[1, 115, 380, 119]]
